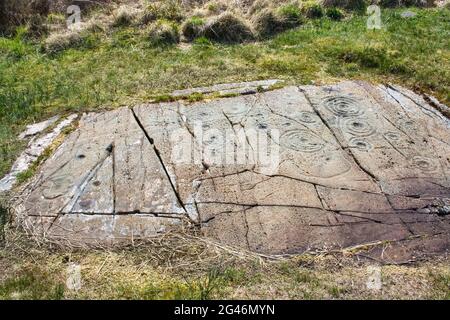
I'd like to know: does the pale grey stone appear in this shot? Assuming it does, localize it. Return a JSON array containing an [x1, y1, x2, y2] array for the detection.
[[19, 116, 60, 140], [400, 11, 417, 18]]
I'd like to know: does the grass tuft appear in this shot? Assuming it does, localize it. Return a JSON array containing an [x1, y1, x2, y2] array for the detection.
[[304, 4, 325, 19], [111, 5, 137, 28], [202, 12, 254, 43], [43, 30, 82, 54], [181, 16, 205, 41], [147, 21, 180, 46], [253, 3, 305, 39], [248, 0, 271, 15], [185, 92, 205, 103], [24, 14, 48, 39], [141, 0, 184, 25], [326, 7, 345, 20], [277, 3, 304, 27], [205, 0, 229, 15]]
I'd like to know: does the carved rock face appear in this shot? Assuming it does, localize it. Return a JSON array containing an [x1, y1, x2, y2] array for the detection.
[[16, 81, 450, 261]]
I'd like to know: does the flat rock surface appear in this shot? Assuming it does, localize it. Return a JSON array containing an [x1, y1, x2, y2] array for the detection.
[[14, 81, 450, 260]]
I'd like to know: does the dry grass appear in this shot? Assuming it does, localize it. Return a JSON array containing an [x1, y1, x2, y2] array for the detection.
[[5, 0, 440, 46], [43, 29, 82, 53], [252, 7, 302, 38], [111, 5, 139, 27], [0, 223, 449, 300], [201, 12, 254, 43], [141, 0, 185, 23]]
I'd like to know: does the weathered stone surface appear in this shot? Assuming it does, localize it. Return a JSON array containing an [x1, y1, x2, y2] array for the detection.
[[22, 108, 184, 217], [12, 81, 450, 261], [71, 156, 114, 214], [0, 114, 77, 192], [19, 115, 60, 140]]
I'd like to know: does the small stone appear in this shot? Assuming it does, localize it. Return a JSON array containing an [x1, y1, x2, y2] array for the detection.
[[437, 206, 450, 216], [400, 11, 417, 18], [18, 116, 59, 140]]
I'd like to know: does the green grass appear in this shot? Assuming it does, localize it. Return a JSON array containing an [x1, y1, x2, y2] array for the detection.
[[114, 267, 231, 300], [15, 169, 35, 185], [0, 8, 449, 179], [0, 267, 65, 300]]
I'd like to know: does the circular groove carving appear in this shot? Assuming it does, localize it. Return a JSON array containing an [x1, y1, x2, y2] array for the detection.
[[323, 96, 363, 117], [349, 137, 373, 152], [297, 111, 318, 124], [411, 156, 437, 172], [280, 129, 325, 153], [384, 131, 401, 141], [223, 104, 249, 117], [343, 118, 375, 137]]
